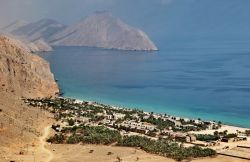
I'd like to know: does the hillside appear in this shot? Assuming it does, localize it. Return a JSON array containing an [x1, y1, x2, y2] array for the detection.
[[1, 19, 66, 52], [49, 12, 158, 51], [11, 19, 66, 42], [28, 39, 53, 52], [1, 20, 29, 33], [0, 35, 59, 98], [0, 35, 58, 161]]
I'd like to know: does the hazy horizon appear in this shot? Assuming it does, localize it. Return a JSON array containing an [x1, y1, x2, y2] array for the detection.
[[1, 0, 250, 44]]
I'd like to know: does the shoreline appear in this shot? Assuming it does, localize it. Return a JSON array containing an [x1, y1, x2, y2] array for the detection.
[[72, 98, 249, 131], [65, 93, 250, 129], [24, 96, 250, 161]]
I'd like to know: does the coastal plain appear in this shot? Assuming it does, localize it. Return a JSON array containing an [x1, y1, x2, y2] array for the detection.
[[48, 144, 249, 162]]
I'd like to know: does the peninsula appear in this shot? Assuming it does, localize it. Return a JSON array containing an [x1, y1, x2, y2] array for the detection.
[[49, 12, 158, 51], [2, 13, 158, 51]]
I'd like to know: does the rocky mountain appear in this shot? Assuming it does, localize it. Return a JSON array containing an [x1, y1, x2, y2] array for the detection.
[[0, 35, 59, 98], [49, 12, 157, 51], [1, 20, 29, 33], [11, 18, 66, 42], [28, 39, 53, 52], [1, 19, 59, 52], [0, 33, 53, 52], [0, 35, 58, 159]]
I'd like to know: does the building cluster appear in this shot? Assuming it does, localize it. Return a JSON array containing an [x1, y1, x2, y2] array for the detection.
[[24, 97, 231, 145]]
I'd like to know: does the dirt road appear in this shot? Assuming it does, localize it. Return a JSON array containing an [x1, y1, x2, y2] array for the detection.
[[40, 126, 53, 162]]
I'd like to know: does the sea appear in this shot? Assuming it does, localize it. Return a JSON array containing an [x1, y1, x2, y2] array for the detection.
[[38, 40, 250, 128]]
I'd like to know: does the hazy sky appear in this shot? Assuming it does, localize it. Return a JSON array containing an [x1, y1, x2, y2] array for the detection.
[[0, 0, 172, 26], [1, 0, 250, 43]]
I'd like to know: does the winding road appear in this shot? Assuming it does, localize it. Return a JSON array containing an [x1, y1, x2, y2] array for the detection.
[[40, 126, 54, 162]]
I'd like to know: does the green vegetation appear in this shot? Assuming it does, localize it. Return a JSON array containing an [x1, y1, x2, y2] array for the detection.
[[196, 134, 219, 141], [245, 130, 250, 136], [67, 118, 75, 126], [141, 116, 175, 130], [25, 98, 214, 134], [223, 133, 237, 138], [49, 125, 121, 145], [25, 98, 218, 161], [118, 136, 216, 161], [214, 130, 228, 137], [47, 133, 65, 144]]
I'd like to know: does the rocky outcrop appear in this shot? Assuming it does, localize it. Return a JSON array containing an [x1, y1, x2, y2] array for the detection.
[[1, 19, 65, 52], [0, 32, 53, 52], [0, 35, 59, 98], [49, 12, 158, 51], [28, 39, 53, 52]]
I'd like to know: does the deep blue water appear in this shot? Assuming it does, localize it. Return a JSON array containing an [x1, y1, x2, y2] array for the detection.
[[39, 43, 250, 128]]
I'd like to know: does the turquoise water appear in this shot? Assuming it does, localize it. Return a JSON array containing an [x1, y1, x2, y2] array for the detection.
[[39, 43, 250, 128]]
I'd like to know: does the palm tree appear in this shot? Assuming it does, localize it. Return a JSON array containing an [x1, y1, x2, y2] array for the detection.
[[223, 130, 228, 136], [236, 130, 239, 135]]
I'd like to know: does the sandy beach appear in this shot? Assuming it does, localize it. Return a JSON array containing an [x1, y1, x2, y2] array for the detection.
[[191, 124, 249, 135], [76, 98, 250, 134]]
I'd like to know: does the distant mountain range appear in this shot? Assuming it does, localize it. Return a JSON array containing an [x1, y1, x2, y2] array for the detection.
[[49, 12, 157, 51], [10, 19, 66, 42], [1, 12, 157, 51], [1, 20, 29, 33], [0, 19, 65, 52]]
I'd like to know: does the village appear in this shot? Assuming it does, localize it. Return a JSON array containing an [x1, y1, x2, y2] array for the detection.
[[23, 97, 249, 147], [23, 97, 250, 159]]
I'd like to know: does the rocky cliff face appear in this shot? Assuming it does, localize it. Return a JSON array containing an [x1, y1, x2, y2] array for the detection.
[[0, 35, 59, 98], [49, 12, 158, 51], [0, 33, 54, 52]]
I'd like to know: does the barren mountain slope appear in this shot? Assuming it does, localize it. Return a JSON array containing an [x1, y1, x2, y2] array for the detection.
[[0, 35, 58, 98], [1, 20, 29, 33], [11, 19, 66, 42], [0, 35, 58, 161], [50, 12, 158, 51]]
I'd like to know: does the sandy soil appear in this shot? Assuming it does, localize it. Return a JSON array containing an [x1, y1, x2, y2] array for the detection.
[[0, 124, 55, 162], [1, 92, 249, 162], [0, 91, 55, 162], [192, 155, 250, 162], [48, 144, 250, 162], [191, 124, 250, 154], [39, 126, 54, 162], [49, 144, 175, 162], [191, 125, 248, 135]]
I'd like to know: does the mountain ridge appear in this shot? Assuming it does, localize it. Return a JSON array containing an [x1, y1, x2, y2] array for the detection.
[[10, 18, 66, 42], [3, 13, 157, 51], [0, 35, 59, 98], [49, 12, 158, 51]]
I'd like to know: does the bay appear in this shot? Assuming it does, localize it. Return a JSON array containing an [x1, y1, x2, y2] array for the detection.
[[38, 42, 250, 128]]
